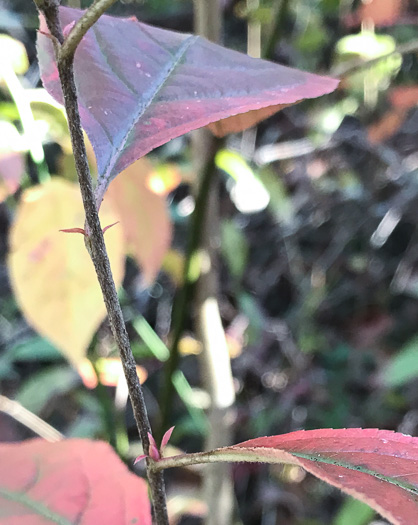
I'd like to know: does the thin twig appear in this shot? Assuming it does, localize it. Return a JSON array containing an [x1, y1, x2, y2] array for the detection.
[[332, 39, 418, 77], [59, 0, 119, 61], [33, 2, 168, 523], [247, 0, 261, 58], [0, 395, 63, 442], [152, 449, 297, 472]]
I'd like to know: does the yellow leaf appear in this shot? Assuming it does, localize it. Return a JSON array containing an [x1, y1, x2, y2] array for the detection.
[[0, 35, 29, 75], [77, 357, 147, 389], [8, 178, 125, 365], [178, 334, 242, 358], [106, 158, 172, 286], [178, 335, 202, 356], [161, 249, 185, 286], [146, 163, 182, 195]]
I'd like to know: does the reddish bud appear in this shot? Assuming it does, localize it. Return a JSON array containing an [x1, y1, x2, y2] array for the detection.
[[147, 432, 160, 461], [133, 454, 147, 465], [63, 21, 76, 39], [102, 221, 119, 234], [161, 426, 175, 452], [59, 227, 86, 235]]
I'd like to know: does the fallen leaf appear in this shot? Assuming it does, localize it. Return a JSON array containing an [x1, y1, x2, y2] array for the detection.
[[8, 178, 125, 365]]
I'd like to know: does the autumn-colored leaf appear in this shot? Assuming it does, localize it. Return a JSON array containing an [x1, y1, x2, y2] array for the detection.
[[0, 151, 24, 202], [8, 178, 125, 365], [106, 157, 172, 285], [0, 438, 152, 524], [77, 357, 148, 389], [178, 333, 242, 358], [389, 85, 418, 109], [344, 0, 405, 27], [146, 163, 182, 195], [37, 6, 339, 204], [368, 108, 407, 143], [161, 249, 185, 286], [163, 429, 418, 525]]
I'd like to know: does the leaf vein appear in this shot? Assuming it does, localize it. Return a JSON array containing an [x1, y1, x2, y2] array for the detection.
[[96, 34, 198, 202]]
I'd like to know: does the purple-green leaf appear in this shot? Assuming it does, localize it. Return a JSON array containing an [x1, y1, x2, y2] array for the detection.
[[37, 7, 339, 204]]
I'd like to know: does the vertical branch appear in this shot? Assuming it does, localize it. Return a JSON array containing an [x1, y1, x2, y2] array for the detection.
[[33, 2, 168, 523], [193, 2, 236, 525], [247, 0, 261, 58]]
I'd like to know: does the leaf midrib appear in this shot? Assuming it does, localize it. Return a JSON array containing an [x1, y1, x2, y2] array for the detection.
[[0, 487, 73, 525], [96, 30, 198, 196], [292, 451, 418, 496]]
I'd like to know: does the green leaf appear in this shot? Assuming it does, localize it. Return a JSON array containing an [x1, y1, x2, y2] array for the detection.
[[382, 336, 418, 387], [221, 219, 248, 280], [17, 366, 79, 414], [333, 497, 375, 525]]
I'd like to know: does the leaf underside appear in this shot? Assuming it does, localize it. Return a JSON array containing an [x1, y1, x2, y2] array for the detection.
[[37, 6, 339, 204], [213, 428, 418, 525]]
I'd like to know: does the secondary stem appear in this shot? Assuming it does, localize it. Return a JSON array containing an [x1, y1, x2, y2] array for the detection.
[[33, 2, 168, 523], [60, 0, 119, 61]]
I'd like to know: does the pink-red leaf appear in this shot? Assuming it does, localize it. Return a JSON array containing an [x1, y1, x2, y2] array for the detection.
[[227, 429, 418, 525], [37, 7, 339, 204], [0, 438, 152, 524], [148, 432, 160, 461], [0, 151, 24, 202], [161, 428, 418, 525]]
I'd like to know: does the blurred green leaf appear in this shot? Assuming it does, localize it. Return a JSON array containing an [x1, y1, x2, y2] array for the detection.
[[333, 497, 374, 525], [8, 336, 62, 362], [216, 149, 270, 213], [257, 167, 294, 224], [221, 219, 248, 280], [0, 35, 28, 74], [296, 16, 328, 55], [336, 32, 396, 59], [132, 315, 170, 361], [172, 370, 208, 436], [382, 336, 418, 387], [238, 292, 263, 345], [334, 32, 402, 97], [17, 366, 79, 414], [0, 336, 61, 380]]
